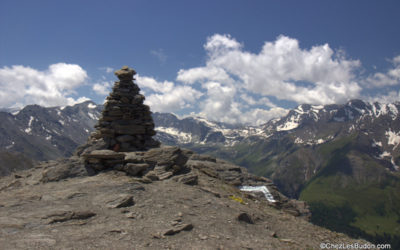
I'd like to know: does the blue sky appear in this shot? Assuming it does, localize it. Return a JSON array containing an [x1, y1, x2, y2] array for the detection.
[[1, 0, 400, 124]]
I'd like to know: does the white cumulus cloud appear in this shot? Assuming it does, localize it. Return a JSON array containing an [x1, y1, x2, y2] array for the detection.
[[0, 63, 88, 109], [98, 67, 114, 73], [5, 35, 397, 126], [136, 76, 202, 113], [177, 67, 232, 85], [137, 75, 174, 93], [178, 34, 362, 106], [204, 34, 242, 55], [365, 55, 400, 87], [366, 90, 400, 104], [241, 107, 289, 126], [92, 81, 112, 95]]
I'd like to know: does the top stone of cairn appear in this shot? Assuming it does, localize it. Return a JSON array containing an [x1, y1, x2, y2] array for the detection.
[[114, 66, 137, 81]]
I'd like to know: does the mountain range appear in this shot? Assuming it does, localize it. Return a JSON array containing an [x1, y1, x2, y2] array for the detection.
[[0, 99, 399, 246], [154, 100, 400, 245], [0, 102, 101, 163]]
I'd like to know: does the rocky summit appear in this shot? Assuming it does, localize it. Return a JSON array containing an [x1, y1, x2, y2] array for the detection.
[[0, 66, 370, 249]]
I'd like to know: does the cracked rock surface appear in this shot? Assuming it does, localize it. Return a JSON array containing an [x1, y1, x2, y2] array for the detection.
[[0, 157, 370, 249]]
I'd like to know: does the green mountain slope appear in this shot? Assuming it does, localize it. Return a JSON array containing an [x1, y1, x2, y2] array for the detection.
[[180, 131, 400, 247]]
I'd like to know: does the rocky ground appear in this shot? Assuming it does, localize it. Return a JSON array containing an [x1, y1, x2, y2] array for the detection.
[[0, 148, 370, 250]]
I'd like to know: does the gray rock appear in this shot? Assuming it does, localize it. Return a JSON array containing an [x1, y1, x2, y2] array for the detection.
[[186, 160, 219, 178], [144, 146, 188, 169], [89, 163, 107, 171], [75, 139, 107, 157], [237, 212, 254, 224], [114, 66, 136, 81], [132, 94, 145, 104], [82, 150, 125, 160], [189, 154, 216, 162], [124, 152, 145, 163], [106, 195, 135, 208], [40, 157, 95, 183], [173, 173, 198, 185], [113, 124, 146, 135], [44, 211, 96, 224], [163, 223, 194, 236], [157, 171, 173, 180], [144, 171, 159, 181], [123, 163, 149, 176], [116, 135, 135, 143]]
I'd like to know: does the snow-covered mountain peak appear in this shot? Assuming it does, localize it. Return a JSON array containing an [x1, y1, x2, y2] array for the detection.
[[153, 113, 271, 146]]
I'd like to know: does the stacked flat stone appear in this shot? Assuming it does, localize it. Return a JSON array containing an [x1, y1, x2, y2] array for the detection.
[[90, 66, 159, 151]]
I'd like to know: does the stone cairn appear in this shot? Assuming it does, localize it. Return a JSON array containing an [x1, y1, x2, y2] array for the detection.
[[75, 66, 184, 177], [90, 66, 159, 151]]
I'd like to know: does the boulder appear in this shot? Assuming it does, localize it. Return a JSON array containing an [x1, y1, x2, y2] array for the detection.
[[40, 157, 95, 183], [189, 154, 216, 163], [123, 163, 149, 176], [124, 152, 145, 163], [82, 150, 125, 160], [173, 173, 198, 185], [106, 195, 135, 208], [115, 135, 135, 143], [237, 212, 254, 224], [144, 146, 188, 169]]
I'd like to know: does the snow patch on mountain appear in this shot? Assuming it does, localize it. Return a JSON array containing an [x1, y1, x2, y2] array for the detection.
[[311, 105, 324, 111], [24, 116, 35, 134], [371, 102, 399, 120], [348, 124, 356, 132], [294, 138, 304, 144], [192, 116, 216, 127], [239, 186, 276, 203], [334, 117, 345, 122], [391, 157, 399, 171], [386, 130, 400, 149], [372, 140, 382, 147], [276, 116, 300, 131], [276, 104, 328, 132], [88, 112, 98, 120], [379, 151, 391, 158], [156, 127, 193, 144], [380, 151, 400, 171], [5, 141, 15, 149], [87, 103, 97, 109], [294, 137, 331, 146], [192, 116, 271, 139]]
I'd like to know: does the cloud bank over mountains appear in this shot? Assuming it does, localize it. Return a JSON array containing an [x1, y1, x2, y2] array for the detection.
[[140, 34, 399, 124], [0, 34, 399, 125], [0, 63, 89, 109]]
